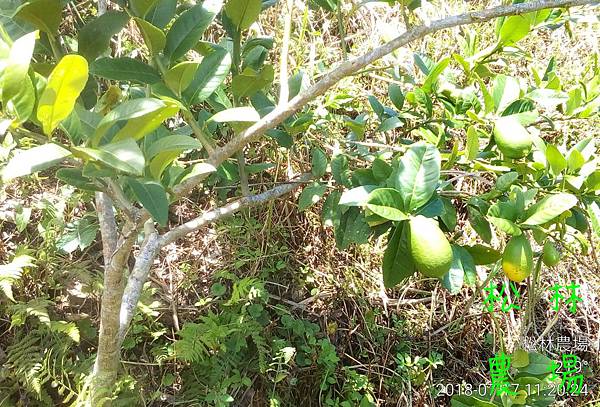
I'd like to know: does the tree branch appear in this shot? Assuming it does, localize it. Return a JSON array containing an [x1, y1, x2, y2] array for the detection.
[[95, 192, 118, 265], [104, 179, 138, 222], [278, 0, 293, 106], [97, 0, 107, 15], [173, 0, 594, 197], [116, 174, 312, 339], [118, 221, 161, 341], [237, 150, 251, 196], [164, 173, 312, 246]]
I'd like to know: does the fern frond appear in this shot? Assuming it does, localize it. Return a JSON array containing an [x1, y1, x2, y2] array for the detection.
[[4, 330, 83, 405], [0, 254, 34, 301]]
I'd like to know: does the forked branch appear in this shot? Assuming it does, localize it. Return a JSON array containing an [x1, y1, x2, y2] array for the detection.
[[118, 173, 313, 338]]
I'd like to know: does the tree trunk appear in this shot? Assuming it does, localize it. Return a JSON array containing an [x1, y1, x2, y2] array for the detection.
[[92, 193, 134, 405]]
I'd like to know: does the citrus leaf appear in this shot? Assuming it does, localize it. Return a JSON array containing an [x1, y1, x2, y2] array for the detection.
[[112, 101, 179, 144], [321, 190, 341, 228], [73, 139, 145, 176], [134, 17, 166, 55], [37, 55, 89, 135], [1, 31, 36, 106], [492, 74, 520, 114], [526, 88, 568, 109], [90, 57, 161, 84], [13, 0, 61, 34], [182, 46, 231, 104], [382, 223, 415, 288], [586, 171, 600, 191], [0, 0, 32, 40], [571, 136, 596, 161], [391, 143, 441, 212], [464, 244, 501, 265], [422, 57, 450, 93], [127, 178, 169, 226], [511, 349, 530, 368], [489, 216, 521, 236], [224, 0, 262, 30], [231, 65, 274, 98], [298, 182, 327, 211], [388, 84, 404, 110], [56, 168, 97, 190], [567, 149, 585, 173], [498, 14, 531, 44], [523, 193, 578, 226], [451, 395, 497, 407], [93, 98, 174, 145], [378, 116, 403, 132], [465, 126, 479, 161], [338, 185, 377, 207], [130, 0, 158, 17], [587, 201, 600, 238], [468, 206, 493, 243], [146, 0, 176, 28], [311, 147, 327, 178], [545, 144, 567, 175], [443, 245, 466, 294], [335, 207, 370, 249], [413, 53, 433, 75], [458, 246, 477, 285], [366, 188, 408, 221], [1, 143, 71, 181], [148, 151, 179, 179], [331, 154, 352, 187], [5, 71, 36, 123], [147, 135, 201, 158], [163, 0, 223, 62], [372, 158, 392, 182], [209, 106, 260, 123], [519, 352, 553, 375], [78, 11, 129, 61], [495, 171, 519, 192], [179, 162, 217, 184], [164, 61, 198, 95]]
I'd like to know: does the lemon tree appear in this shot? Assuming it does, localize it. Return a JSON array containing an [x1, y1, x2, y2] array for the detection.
[[0, 0, 597, 404], [307, 11, 600, 298]]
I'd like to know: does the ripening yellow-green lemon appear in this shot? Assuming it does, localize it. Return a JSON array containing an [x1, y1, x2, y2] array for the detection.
[[409, 216, 453, 278], [493, 116, 532, 159], [542, 241, 561, 267], [502, 234, 533, 282]]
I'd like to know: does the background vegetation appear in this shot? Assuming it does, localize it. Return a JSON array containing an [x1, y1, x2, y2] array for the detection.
[[0, 0, 599, 406]]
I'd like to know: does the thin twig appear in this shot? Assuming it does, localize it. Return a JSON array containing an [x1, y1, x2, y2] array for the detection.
[[237, 150, 250, 196], [162, 173, 312, 246], [278, 0, 293, 106]]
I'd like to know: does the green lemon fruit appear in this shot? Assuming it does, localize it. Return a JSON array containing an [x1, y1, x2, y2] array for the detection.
[[542, 241, 561, 267], [502, 234, 533, 282], [493, 116, 532, 159], [409, 216, 453, 278]]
